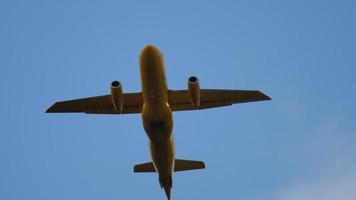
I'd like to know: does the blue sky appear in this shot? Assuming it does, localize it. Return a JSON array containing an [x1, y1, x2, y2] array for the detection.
[[1, 0, 356, 199]]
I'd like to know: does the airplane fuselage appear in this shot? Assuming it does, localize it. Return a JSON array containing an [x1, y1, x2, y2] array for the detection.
[[139, 45, 174, 196]]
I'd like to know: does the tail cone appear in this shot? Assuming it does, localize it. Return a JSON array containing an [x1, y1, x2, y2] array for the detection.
[[164, 186, 171, 200], [159, 175, 172, 199]]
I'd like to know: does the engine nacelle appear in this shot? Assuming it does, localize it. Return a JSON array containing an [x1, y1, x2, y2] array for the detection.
[[110, 80, 124, 113], [187, 76, 200, 109]]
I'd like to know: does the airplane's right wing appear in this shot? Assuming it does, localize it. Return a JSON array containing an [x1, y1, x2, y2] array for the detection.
[[168, 89, 271, 112]]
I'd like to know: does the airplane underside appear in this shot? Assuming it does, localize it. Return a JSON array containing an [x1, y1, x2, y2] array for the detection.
[[46, 44, 271, 199]]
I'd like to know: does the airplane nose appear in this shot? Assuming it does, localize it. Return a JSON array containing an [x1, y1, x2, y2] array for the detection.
[[141, 45, 161, 59], [142, 44, 156, 52], [140, 44, 163, 69]]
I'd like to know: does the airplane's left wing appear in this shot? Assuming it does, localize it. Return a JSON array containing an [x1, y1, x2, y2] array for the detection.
[[46, 92, 143, 114]]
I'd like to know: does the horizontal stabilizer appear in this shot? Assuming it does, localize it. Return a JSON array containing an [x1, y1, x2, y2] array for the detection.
[[134, 159, 205, 173], [134, 162, 156, 173], [174, 159, 205, 172]]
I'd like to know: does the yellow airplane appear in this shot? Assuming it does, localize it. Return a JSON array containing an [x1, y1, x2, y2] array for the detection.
[[46, 45, 271, 199]]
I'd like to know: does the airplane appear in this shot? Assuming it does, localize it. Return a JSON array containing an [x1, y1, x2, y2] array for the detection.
[[46, 45, 271, 199]]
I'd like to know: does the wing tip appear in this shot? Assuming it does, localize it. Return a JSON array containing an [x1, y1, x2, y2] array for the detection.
[[133, 165, 140, 173], [258, 91, 272, 101], [45, 104, 55, 113], [264, 94, 272, 101]]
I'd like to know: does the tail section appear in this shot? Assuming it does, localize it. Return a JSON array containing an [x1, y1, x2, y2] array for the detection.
[[160, 175, 172, 200], [134, 159, 204, 200], [134, 159, 205, 173], [164, 186, 171, 200]]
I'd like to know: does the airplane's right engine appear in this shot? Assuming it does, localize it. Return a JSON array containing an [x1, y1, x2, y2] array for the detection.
[[187, 76, 200, 109], [110, 80, 124, 113]]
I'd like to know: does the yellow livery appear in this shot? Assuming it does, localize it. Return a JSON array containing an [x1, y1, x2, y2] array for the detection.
[[46, 45, 271, 200]]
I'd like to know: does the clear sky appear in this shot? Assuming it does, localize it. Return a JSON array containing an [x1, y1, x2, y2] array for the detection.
[[1, 0, 356, 199]]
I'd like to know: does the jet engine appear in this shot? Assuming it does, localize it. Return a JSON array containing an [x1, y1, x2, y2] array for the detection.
[[187, 76, 200, 109], [110, 80, 124, 113]]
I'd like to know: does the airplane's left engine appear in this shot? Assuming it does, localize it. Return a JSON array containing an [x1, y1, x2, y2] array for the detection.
[[110, 80, 124, 113], [187, 76, 200, 109]]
